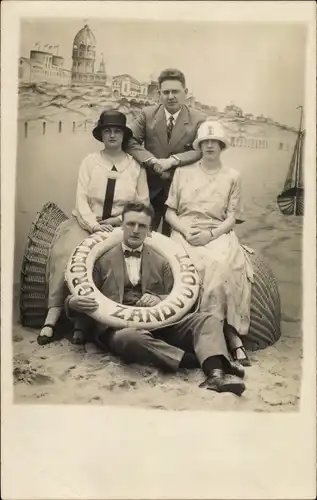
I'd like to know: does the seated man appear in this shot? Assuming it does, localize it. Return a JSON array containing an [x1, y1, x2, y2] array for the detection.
[[65, 201, 246, 396]]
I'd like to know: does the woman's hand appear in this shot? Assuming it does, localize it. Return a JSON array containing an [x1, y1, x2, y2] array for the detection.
[[187, 229, 213, 246], [99, 217, 121, 227], [69, 296, 99, 313], [183, 227, 200, 242], [92, 223, 114, 233]]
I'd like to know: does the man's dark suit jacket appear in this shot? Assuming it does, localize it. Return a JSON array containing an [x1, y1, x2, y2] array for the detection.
[[92, 243, 173, 303], [126, 104, 206, 197]]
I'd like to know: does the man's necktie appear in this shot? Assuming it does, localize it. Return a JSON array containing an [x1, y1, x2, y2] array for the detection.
[[167, 115, 174, 142], [124, 250, 142, 258], [102, 165, 117, 220]]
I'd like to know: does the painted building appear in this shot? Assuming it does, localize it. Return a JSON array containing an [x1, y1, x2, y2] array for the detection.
[[140, 83, 148, 97], [186, 95, 196, 107], [71, 24, 107, 86], [112, 74, 146, 98], [224, 104, 243, 117], [147, 81, 159, 102], [18, 51, 71, 85]]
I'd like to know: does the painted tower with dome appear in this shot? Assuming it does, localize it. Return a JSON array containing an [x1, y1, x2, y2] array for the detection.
[[71, 24, 107, 86]]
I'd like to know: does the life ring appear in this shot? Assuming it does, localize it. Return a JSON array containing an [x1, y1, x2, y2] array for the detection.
[[65, 228, 201, 330]]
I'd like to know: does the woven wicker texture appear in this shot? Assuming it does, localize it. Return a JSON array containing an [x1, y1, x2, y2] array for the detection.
[[20, 203, 281, 351], [20, 202, 68, 327], [243, 251, 281, 351]]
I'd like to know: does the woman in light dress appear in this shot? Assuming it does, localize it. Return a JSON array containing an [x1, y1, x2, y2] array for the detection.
[[37, 110, 149, 346], [165, 121, 253, 366]]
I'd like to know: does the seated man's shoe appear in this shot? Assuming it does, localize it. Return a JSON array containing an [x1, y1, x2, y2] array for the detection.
[[199, 369, 245, 396]]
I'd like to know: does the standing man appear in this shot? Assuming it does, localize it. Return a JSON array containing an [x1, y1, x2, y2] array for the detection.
[[126, 69, 206, 235]]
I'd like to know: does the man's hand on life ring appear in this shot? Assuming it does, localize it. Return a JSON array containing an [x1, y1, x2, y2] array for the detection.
[[69, 296, 99, 313], [136, 293, 162, 307]]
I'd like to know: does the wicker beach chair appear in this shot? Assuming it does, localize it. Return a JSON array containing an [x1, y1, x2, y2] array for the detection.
[[20, 202, 68, 328], [19, 202, 281, 350], [244, 251, 281, 351]]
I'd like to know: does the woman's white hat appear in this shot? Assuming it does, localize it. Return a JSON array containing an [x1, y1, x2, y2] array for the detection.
[[193, 120, 230, 150]]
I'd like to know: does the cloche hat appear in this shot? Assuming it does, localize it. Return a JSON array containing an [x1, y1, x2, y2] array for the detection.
[[193, 121, 230, 150], [92, 110, 133, 142]]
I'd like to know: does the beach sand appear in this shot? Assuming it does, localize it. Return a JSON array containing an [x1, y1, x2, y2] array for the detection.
[[12, 312, 301, 411], [13, 140, 303, 411]]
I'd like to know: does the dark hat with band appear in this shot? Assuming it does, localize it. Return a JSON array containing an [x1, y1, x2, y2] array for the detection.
[[92, 110, 133, 142]]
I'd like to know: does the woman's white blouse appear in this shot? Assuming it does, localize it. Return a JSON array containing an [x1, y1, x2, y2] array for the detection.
[[72, 152, 150, 232]]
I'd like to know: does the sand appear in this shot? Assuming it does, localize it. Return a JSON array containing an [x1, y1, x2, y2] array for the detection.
[[13, 139, 303, 411], [12, 315, 301, 411]]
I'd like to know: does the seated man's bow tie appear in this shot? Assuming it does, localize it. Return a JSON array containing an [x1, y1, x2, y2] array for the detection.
[[124, 250, 142, 258]]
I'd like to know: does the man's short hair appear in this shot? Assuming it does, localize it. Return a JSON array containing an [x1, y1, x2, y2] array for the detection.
[[122, 201, 155, 224], [158, 68, 186, 88]]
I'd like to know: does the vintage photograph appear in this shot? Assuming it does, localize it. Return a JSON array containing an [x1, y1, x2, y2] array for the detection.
[[12, 17, 305, 411]]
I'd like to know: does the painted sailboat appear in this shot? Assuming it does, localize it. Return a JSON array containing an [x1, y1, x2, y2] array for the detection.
[[277, 106, 304, 216]]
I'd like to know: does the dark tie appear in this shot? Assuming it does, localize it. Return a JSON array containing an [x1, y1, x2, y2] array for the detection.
[[102, 165, 117, 220], [167, 115, 174, 142], [124, 250, 142, 258]]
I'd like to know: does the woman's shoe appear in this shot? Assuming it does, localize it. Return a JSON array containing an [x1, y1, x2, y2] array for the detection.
[[231, 346, 251, 367], [37, 324, 55, 346], [228, 360, 245, 379]]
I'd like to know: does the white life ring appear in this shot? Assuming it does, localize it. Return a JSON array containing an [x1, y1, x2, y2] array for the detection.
[[65, 228, 201, 330]]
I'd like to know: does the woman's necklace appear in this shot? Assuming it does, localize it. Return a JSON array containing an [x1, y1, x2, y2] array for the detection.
[[199, 161, 222, 176], [101, 149, 126, 166]]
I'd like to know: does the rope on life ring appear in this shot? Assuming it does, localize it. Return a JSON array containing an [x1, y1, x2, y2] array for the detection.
[[65, 229, 201, 330]]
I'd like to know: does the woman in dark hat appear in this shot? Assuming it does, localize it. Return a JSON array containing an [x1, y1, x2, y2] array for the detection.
[[37, 110, 149, 346]]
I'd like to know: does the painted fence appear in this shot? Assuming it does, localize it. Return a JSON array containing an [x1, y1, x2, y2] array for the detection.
[[20, 120, 291, 150]]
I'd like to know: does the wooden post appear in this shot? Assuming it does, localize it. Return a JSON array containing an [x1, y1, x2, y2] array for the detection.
[[24, 122, 28, 138], [72, 122, 76, 133], [59, 121, 62, 133], [43, 121, 46, 135]]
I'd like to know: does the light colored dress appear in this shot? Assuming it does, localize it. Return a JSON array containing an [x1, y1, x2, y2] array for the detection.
[[47, 151, 149, 308], [165, 162, 253, 336]]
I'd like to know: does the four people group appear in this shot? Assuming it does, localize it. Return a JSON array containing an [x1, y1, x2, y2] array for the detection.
[[37, 68, 254, 396]]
